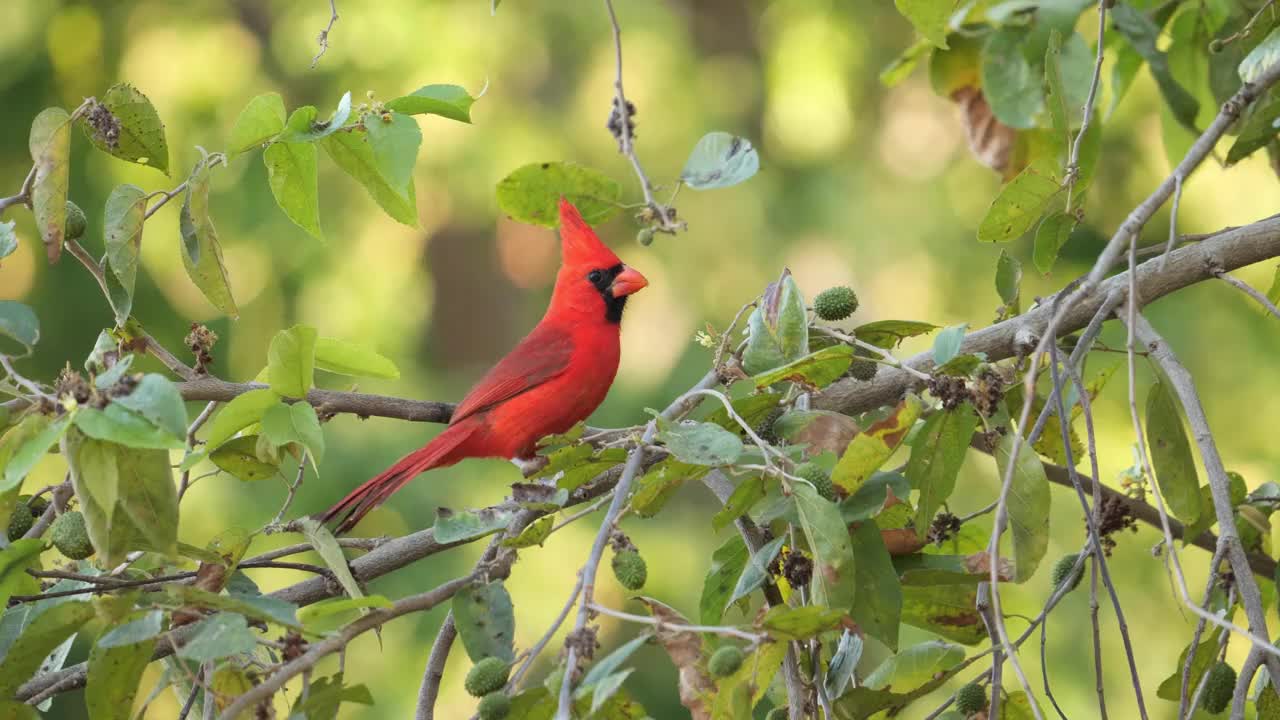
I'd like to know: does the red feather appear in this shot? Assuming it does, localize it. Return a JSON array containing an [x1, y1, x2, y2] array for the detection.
[[322, 200, 647, 533]]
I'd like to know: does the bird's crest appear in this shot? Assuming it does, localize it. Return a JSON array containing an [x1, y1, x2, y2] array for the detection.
[[559, 198, 621, 268]]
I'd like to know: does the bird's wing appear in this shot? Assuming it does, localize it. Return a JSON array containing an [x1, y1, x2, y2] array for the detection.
[[449, 324, 576, 424]]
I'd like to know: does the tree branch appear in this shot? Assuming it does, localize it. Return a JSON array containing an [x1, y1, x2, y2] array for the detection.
[[816, 215, 1280, 417]]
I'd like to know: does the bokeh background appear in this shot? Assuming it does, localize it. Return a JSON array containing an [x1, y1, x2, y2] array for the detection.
[[2, 0, 1279, 717]]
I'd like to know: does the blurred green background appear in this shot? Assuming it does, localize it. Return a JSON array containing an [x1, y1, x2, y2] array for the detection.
[[2, 0, 1279, 717]]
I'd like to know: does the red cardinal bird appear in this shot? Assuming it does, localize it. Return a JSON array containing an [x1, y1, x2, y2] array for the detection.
[[322, 199, 648, 533]]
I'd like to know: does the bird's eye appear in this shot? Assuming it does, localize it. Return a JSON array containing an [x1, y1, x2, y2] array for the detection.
[[587, 270, 604, 284]]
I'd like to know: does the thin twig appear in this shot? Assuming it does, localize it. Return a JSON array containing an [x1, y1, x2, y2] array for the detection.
[[1159, 174, 1184, 268], [1064, 0, 1107, 209], [1214, 269, 1280, 320], [587, 603, 766, 643], [310, 0, 339, 68]]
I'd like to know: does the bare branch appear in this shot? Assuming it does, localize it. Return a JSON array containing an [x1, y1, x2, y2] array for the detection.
[[310, 0, 339, 68], [1214, 269, 1280, 320]]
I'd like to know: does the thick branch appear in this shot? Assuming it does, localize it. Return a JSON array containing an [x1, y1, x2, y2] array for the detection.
[[177, 377, 455, 423], [816, 216, 1280, 417]]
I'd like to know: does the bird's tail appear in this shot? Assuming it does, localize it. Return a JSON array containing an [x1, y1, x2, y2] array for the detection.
[[321, 422, 473, 534]]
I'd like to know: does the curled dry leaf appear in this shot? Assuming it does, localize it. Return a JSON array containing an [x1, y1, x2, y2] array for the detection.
[[951, 86, 1017, 175], [636, 597, 714, 720]]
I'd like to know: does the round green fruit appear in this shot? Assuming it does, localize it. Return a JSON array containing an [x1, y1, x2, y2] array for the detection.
[[51, 511, 95, 560], [465, 657, 510, 697], [795, 462, 836, 503], [814, 286, 859, 321], [708, 645, 744, 677], [954, 681, 987, 715], [611, 550, 647, 591], [477, 691, 511, 719], [1201, 661, 1236, 714], [64, 201, 87, 240]]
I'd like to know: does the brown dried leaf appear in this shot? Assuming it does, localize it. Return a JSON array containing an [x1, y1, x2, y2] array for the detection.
[[952, 86, 1017, 175], [636, 597, 714, 720]]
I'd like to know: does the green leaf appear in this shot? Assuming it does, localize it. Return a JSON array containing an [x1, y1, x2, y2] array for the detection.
[[114, 373, 188, 439], [87, 634, 156, 720], [205, 389, 279, 449], [267, 324, 318, 398], [832, 395, 923, 494], [289, 672, 374, 720], [0, 540, 45, 609], [901, 585, 986, 644], [751, 345, 854, 390], [794, 483, 857, 609], [28, 107, 71, 263], [179, 150, 237, 316], [1156, 637, 1216, 700], [432, 506, 516, 543], [164, 586, 299, 628], [680, 132, 760, 190], [4, 413, 70, 489], [841, 472, 911, 523], [881, 37, 934, 87], [894, 0, 955, 48], [1268, 264, 1280, 309], [495, 161, 622, 227], [364, 111, 421, 196], [728, 535, 785, 607], [631, 459, 706, 517], [995, 250, 1022, 309], [1240, 26, 1280, 83], [320, 130, 418, 226], [581, 633, 649, 691], [656, 420, 744, 466], [102, 183, 146, 325], [994, 433, 1051, 582], [908, 405, 979, 535], [98, 611, 164, 647], [0, 301, 38, 353], [711, 475, 768, 531], [85, 84, 170, 174], [452, 581, 516, 663], [1111, 2, 1200, 130], [850, 521, 903, 650], [931, 324, 967, 366], [501, 515, 554, 548], [386, 84, 479, 122], [264, 141, 321, 239], [260, 401, 325, 464], [758, 604, 848, 640], [297, 595, 393, 626], [742, 269, 809, 375], [1146, 379, 1202, 524], [1033, 211, 1077, 274], [1044, 30, 1072, 164], [209, 435, 280, 481], [228, 92, 287, 154], [0, 220, 16, 260], [700, 534, 749, 625], [278, 92, 352, 143], [75, 404, 184, 449], [0, 601, 95, 698], [176, 613, 256, 663], [863, 639, 965, 692], [64, 431, 132, 566], [314, 337, 400, 379], [298, 516, 363, 602], [982, 27, 1043, 129], [852, 320, 938, 349], [825, 631, 864, 699], [1227, 94, 1280, 164], [114, 445, 180, 556], [978, 166, 1061, 243], [929, 30, 983, 96], [773, 410, 859, 457]]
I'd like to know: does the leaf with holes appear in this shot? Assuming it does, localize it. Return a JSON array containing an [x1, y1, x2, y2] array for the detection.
[[680, 132, 760, 190], [28, 107, 71, 263], [432, 506, 516, 543], [386, 84, 480, 122], [496, 162, 621, 227], [453, 581, 515, 663], [179, 150, 237, 316], [85, 84, 169, 173]]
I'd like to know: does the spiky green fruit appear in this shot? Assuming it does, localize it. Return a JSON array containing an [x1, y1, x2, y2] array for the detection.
[[708, 645, 744, 677], [814, 286, 859, 321], [847, 357, 878, 381], [51, 511, 94, 560], [64, 201, 87, 240], [611, 550, 647, 591], [478, 691, 511, 719], [464, 657, 509, 697], [955, 682, 987, 714], [795, 462, 837, 503], [6, 506, 33, 542], [1050, 554, 1083, 593], [1201, 661, 1236, 714]]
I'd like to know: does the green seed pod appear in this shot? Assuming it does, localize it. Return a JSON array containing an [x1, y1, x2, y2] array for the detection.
[[465, 657, 510, 697], [1049, 554, 1083, 594], [64, 201, 87, 240], [708, 645, 745, 677], [954, 681, 987, 715], [795, 462, 837, 503], [611, 550, 647, 591], [6, 506, 33, 542], [51, 511, 95, 560], [636, 227, 655, 246], [814, 286, 859, 321], [477, 691, 511, 720], [1201, 661, 1236, 714], [847, 358, 878, 381]]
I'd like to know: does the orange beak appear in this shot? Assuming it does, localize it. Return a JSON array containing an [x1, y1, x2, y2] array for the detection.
[[609, 266, 648, 298]]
